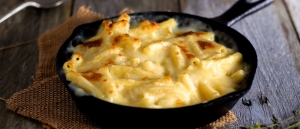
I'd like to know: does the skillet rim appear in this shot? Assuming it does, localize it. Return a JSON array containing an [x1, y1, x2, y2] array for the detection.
[[55, 11, 258, 110]]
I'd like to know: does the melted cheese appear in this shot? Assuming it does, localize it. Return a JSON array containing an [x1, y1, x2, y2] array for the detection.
[[63, 13, 248, 108]]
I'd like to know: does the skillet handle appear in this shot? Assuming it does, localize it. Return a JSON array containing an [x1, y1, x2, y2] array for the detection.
[[212, 0, 273, 26]]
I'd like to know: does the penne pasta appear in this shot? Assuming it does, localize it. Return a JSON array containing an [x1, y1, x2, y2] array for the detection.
[[170, 45, 186, 70], [63, 13, 248, 108]]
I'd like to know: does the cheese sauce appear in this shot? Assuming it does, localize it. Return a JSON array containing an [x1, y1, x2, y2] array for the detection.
[[63, 13, 247, 108]]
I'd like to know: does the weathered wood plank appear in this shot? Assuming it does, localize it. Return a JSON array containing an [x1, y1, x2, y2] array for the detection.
[[73, 0, 180, 17], [180, 0, 300, 128], [0, 0, 73, 129], [1, 0, 299, 128], [284, 0, 300, 40]]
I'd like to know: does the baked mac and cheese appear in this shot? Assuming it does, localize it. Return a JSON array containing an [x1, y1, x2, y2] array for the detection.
[[63, 13, 248, 108]]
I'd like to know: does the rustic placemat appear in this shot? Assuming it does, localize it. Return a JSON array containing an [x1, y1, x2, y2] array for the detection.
[[5, 6, 236, 129]]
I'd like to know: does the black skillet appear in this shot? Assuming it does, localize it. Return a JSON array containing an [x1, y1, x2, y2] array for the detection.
[[56, 0, 273, 129]]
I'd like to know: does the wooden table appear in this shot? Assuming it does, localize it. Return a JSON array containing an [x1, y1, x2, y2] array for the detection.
[[1, 0, 299, 128]]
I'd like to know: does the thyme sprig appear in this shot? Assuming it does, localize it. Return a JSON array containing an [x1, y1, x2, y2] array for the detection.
[[240, 109, 300, 129]]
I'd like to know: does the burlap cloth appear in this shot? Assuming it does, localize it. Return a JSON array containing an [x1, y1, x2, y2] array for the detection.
[[5, 7, 237, 129]]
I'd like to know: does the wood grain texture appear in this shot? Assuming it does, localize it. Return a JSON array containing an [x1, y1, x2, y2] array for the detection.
[[73, 0, 180, 17], [0, 0, 72, 129], [180, 0, 300, 128], [1, 0, 300, 128], [284, 0, 300, 40]]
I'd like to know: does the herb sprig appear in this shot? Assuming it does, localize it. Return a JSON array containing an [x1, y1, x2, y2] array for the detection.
[[240, 109, 300, 129]]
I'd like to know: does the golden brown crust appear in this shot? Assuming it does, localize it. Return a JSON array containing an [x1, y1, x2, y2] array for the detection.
[[197, 40, 215, 50], [82, 39, 103, 48], [81, 70, 102, 81], [176, 31, 207, 37], [177, 45, 196, 59]]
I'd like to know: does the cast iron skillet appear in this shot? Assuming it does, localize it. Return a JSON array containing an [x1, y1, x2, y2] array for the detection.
[[56, 0, 273, 129]]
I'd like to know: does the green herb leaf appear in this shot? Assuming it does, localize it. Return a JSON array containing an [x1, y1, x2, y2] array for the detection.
[[260, 124, 267, 127], [292, 110, 300, 116], [254, 123, 261, 128], [272, 115, 279, 124], [249, 126, 254, 129], [285, 121, 300, 129]]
